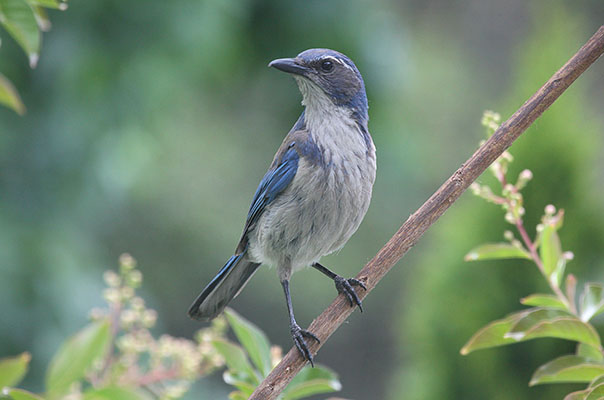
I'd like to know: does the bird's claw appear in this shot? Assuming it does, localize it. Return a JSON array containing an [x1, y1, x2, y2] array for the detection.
[[291, 324, 320, 367], [334, 276, 367, 312]]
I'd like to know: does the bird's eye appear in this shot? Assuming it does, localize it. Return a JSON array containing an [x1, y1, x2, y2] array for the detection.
[[320, 59, 334, 72]]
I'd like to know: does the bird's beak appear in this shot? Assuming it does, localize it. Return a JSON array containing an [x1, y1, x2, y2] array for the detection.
[[268, 58, 308, 76]]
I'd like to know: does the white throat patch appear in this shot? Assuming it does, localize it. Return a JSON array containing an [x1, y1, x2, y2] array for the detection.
[[293, 76, 351, 132], [293, 76, 369, 169]]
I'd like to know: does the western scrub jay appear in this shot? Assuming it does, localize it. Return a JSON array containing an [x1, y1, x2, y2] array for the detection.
[[188, 48, 376, 365]]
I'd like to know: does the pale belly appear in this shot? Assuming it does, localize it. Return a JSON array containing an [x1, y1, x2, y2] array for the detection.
[[248, 156, 375, 279]]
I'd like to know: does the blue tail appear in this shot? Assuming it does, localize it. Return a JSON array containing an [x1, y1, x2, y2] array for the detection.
[[188, 250, 260, 321]]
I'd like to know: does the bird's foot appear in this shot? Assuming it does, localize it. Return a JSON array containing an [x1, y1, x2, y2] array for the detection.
[[334, 276, 367, 312], [291, 323, 320, 367]]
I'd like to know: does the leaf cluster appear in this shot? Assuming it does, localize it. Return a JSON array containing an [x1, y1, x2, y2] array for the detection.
[[0, 255, 342, 400], [462, 111, 604, 400], [0, 0, 66, 114]]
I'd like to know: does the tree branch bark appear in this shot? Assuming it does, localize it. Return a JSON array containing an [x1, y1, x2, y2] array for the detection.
[[250, 25, 604, 400]]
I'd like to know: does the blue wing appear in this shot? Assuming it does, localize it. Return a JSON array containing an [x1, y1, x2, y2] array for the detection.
[[237, 144, 299, 250]]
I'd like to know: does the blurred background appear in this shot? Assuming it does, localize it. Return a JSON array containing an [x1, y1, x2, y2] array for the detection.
[[1, 0, 604, 398]]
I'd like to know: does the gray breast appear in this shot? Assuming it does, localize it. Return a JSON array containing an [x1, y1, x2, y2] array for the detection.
[[248, 125, 376, 276]]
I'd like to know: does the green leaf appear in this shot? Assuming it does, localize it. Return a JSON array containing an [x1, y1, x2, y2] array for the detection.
[[228, 392, 248, 400], [580, 283, 604, 322], [565, 390, 589, 400], [506, 309, 601, 348], [31, 5, 49, 31], [464, 243, 531, 261], [565, 378, 604, 400], [577, 343, 604, 362], [286, 364, 339, 388], [566, 376, 604, 400], [0, 0, 40, 66], [26, 0, 67, 10], [45, 319, 111, 399], [590, 375, 604, 388], [1, 388, 44, 400], [586, 383, 604, 400], [0, 352, 30, 388], [520, 294, 568, 310], [539, 221, 565, 287], [530, 355, 604, 385], [224, 308, 272, 377], [282, 379, 341, 400], [223, 371, 256, 397], [0, 73, 25, 115], [82, 387, 148, 400], [283, 365, 341, 400], [212, 338, 258, 384], [460, 310, 530, 355]]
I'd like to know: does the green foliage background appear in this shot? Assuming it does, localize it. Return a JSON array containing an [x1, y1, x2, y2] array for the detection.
[[1, 0, 603, 399]]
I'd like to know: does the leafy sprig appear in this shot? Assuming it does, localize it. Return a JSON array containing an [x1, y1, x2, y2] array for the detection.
[[0, 0, 68, 114], [0, 255, 341, 400], [462, 111, 604, 399]]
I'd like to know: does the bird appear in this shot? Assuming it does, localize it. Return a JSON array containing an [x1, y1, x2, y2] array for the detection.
[[188, 48, 376, 366]]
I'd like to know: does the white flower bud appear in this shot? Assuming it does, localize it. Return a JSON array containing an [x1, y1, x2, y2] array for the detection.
[[119, 253, 136, 271], [121, 286, 135, 300], [505, 212, 516, 224], [511, 239, 523, 248], [103, 270, 121, 288], [89, 307, 105, 320], [130, 296, 145, 310], [127, 270, 142, 287], [120, 309, 137, 328], [563, 251, 574, 261], [142, 309, 157, 328], [270, 345, 283, 367], [103, 288, 120, 304], [165, 382, 190, 398], [470, 183, 481, 195]]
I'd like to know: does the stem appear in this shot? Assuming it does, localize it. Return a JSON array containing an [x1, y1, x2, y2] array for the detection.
[[515, 220, 575, 313], [94, 303, 122, 385], [136, 367, 181, 386]]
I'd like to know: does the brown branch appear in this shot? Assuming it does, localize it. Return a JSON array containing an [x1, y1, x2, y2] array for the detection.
[[250, 25, 604, 400]]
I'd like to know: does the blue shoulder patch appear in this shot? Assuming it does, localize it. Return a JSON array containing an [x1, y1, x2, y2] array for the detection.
[[296, 133, 324, 166]]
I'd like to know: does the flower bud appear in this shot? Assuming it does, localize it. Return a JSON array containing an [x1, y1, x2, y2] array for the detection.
[[103, 270, 121, 288], [142, 309, 157, 328], [126, 270, 142, 288], [103, 288, 120, 305], [119, 253, 136, 272]]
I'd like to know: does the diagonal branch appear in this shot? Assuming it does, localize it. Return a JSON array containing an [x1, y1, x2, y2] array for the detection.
[[250, 25, 604, 400]]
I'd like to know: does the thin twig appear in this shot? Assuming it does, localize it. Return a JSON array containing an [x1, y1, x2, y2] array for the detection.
[[250, 25, 604, 400], [137, 367, 181, 386], [515, 219, 572, 311], [95, 303, 121, 386]]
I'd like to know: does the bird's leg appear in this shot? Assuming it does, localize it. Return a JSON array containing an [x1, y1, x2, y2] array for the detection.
[[281, 279, 320, 367], [312, 262, 367, 312]]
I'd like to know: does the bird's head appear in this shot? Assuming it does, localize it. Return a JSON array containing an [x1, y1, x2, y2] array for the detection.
[[269, 48, 368, 124]]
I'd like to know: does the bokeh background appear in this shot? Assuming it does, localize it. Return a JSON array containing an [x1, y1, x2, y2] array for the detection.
[[2, 0, 604, 399]]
